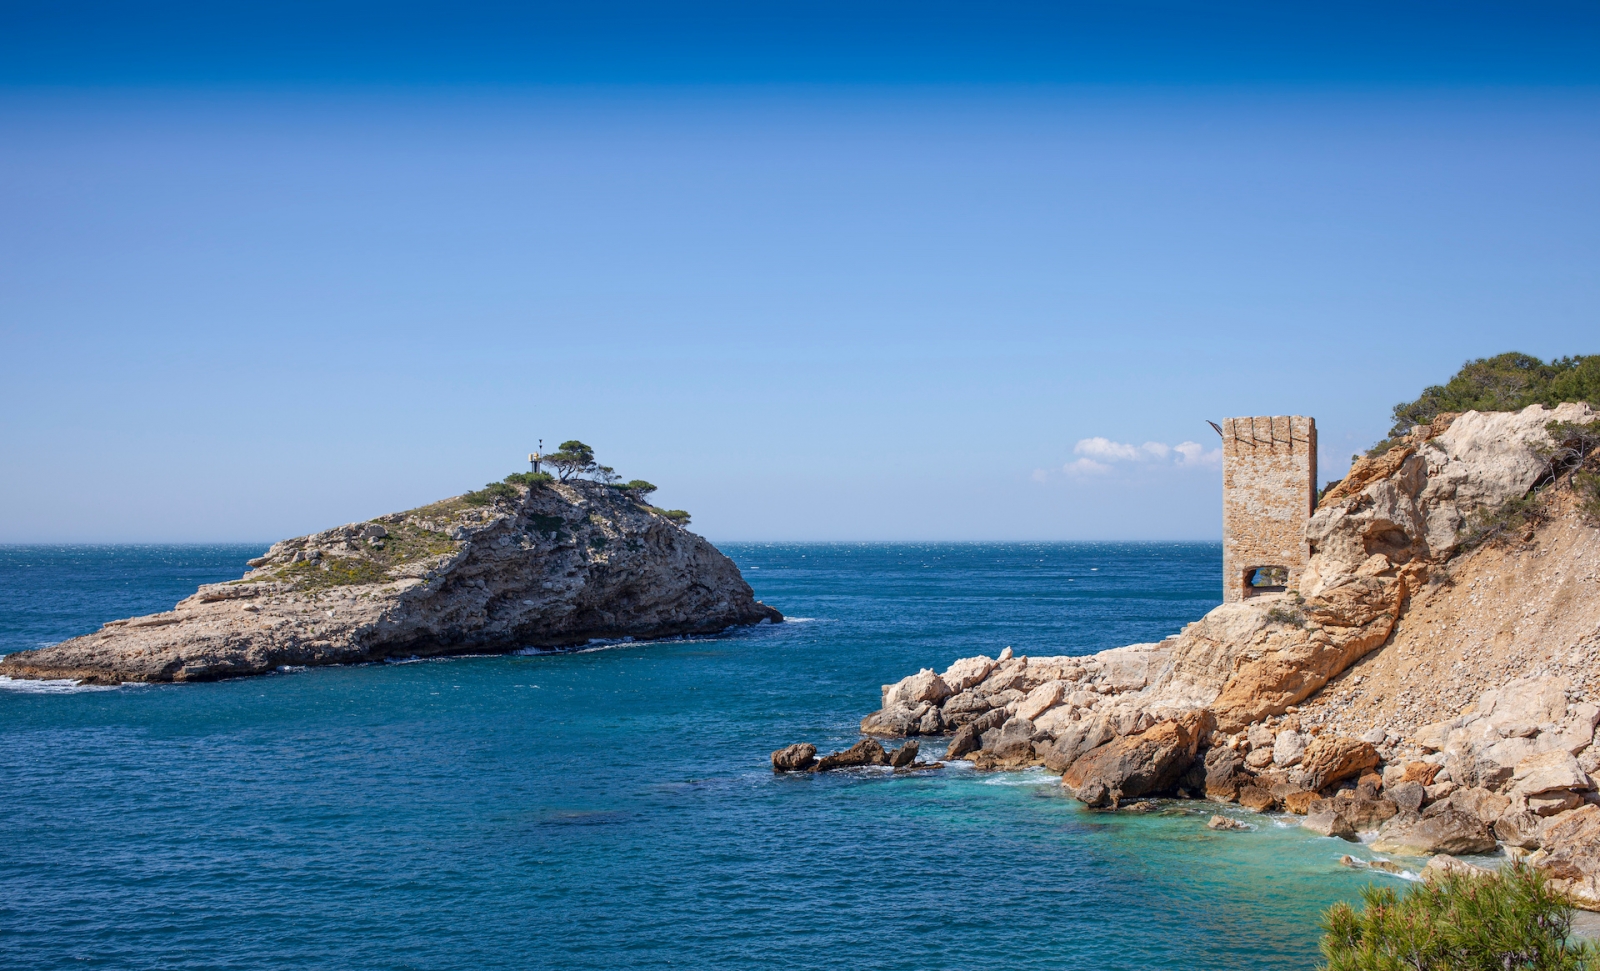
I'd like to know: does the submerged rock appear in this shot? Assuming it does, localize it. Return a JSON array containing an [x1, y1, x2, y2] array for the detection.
[[0, 479, 780, 684]]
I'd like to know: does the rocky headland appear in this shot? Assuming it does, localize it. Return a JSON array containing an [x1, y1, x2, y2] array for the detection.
[[0, 478, 780, 684], [782, 403, 1600, 905]]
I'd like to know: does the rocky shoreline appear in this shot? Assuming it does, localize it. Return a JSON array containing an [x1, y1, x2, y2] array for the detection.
[[779, 404, 1600, 906], [0, 478, 780, 683]]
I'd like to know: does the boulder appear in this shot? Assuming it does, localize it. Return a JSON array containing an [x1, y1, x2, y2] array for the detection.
[[1303, 810, 1357, 840], [1371, 809, 1496, 857], [1273, 730, 1307, 767], [1323, 795, 1399, 831], [940, 655, 996, 692], [1493, 811, 1546, 850], [884, 669, 952, 709], [1441, 786, 1511, 825], [1402, 761, 1442, 786], [1245, 747, 1276, 769], [1208, 815, 1251, 831], [813, 739, 888, 772], [1529, 790, 1585, 817], [1300, 737, 1381, 791], [1016, 680, 1067, 722], [946, 723, 982, 761], [1060, 709, 1214, 808], [1534, 805, 1600, 909], [917, 706, 944, 735], [1388, 780, 1426, 814], [771, 743, 817, 772], [860, 705, 920, 737], [1247, 724, 1276, 750], [1203, 746, 1248, 802], [1041, 715, 1115, 773], [1422, 854, 1493, 882], [1282, 790, 1319, 815], [1238, 786, 1278, 813], [888, 741, 919, 769], [1513, 751, 1592, 796]]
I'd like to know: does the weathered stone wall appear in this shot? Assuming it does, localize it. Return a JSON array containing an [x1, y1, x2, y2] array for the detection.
[[1221, 416, 1317, 603]]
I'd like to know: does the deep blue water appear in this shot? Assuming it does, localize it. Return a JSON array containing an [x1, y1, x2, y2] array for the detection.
[[0, 543, 1388, 970]]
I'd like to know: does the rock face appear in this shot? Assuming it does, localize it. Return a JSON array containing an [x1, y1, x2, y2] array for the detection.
[[1059, 710, 1213, 808], [0, 480, 781, 683]]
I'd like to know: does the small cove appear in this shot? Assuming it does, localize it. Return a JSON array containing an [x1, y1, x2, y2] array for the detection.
[[0, 542, 1409, 970]]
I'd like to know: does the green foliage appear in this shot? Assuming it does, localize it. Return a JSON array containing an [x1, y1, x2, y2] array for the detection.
[[462, 481, 520, 506], [545, 440, 597, 482], [1576, 471, 1600, 521], [1460, 492, 1544, 550], [621, 479, 658, 499], [276, 557, 391, 591], [1319, 864, 1594, 971], [1389, 353, 1600, 437], [504, 471, 554, 487], [657, 508, 691, 526]]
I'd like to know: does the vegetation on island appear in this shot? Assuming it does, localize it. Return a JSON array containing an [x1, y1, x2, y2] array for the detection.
[[1386, 352, 1600, 438], [455, 440, 690, 526], [1319, 865, 1595, 971]]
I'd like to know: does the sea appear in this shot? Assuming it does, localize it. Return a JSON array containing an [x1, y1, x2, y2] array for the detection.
[[0, 543, 1400, 971]]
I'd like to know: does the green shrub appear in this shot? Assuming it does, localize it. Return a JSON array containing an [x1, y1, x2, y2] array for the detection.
[[1576, 471, 1600, 521], [659, 508, 691, 526], [1389, 353, 1600, 437], [462, 481, 520, 506], [621, 479, 658, 499], [504, 471, 554, 487], [1459, 492, 1543, 550], [1319, 864, 1594, 971]]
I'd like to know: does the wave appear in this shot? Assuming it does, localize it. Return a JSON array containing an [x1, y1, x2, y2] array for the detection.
[[0, 675, 125, 694]]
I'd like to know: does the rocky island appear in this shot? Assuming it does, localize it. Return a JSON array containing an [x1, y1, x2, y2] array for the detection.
[[785, 392, 1600, 904], [0, 474, 780, 684]]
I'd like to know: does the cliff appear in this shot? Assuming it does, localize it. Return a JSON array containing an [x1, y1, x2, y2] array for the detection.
[[0, 479, 781, 684], [850, 403, 1600, 901]]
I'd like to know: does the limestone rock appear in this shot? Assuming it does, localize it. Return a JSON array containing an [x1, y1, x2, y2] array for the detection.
[[940, 656, 996, 692], [860, 705, 920, 738], [1535, 805, 1600, 909], [771, 743, 817, 773], [1388, 780, 1426, 814], [1432, 786, 1510, 826], [1208, 815, 1251, 831], [1513, 751, 1593, 796], [1303, 810, 1357, 840], [1282, 790, 1318, 815], [1300, 737, 1381, 791], [1494, 811, 1546, 850], [1530, 790, 1585, 817], [946, 723, 982, 761], [813, 739, 888, 772], [1238, 786, 1277, 813], [884, 669, 953, 709], [888, 741, 919, 768], [1060, 709, 1214, 808], [0, 480, 781, 684], [1041, 715, 1115, 774], [1203, 745, 1248, 802], [1016, 680, 1067, 722], [1372, 809, 1496, 857], [1315, 794, 1398, 831], [1422, 854, 1493, 882], [1273, 730, 1307, 767]]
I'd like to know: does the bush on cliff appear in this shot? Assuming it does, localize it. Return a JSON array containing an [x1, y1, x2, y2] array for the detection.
[[503, 471, 554, 487], [1388, 352, 1600, 437], [1319, 864, 1595, 971], [462, 481, 519, 506]]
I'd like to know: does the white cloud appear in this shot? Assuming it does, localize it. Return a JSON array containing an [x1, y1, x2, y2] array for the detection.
[[1064, 457, 1112, 476], [1067, 436, 1221, 474], [1173, 441, 1223, 468]]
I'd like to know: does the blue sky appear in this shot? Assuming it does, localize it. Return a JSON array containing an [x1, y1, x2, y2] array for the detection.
[[1, 3, 1597, 542]]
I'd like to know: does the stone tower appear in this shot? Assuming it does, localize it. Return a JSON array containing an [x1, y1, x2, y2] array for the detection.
[[1221, 416, 1317, 603]]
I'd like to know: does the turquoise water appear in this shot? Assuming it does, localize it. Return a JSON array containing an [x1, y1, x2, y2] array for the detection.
[[0, 543, 1393, 970]]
